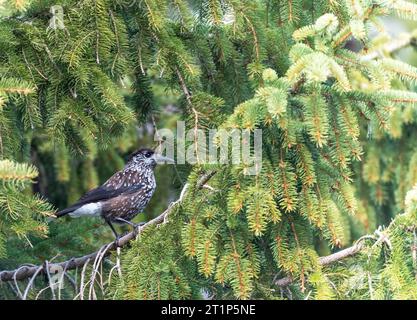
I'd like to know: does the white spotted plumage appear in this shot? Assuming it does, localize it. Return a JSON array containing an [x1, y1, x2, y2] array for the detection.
[[56, 148, 173, 241]]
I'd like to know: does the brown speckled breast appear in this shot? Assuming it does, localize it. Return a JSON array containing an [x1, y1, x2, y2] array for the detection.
[[101, 164, 156, 222]]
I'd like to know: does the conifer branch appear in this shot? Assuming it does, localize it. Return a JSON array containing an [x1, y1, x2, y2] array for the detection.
[[360, 29, 417, 62], [274, 238, 365, 287], [0, 171, 216, 283]]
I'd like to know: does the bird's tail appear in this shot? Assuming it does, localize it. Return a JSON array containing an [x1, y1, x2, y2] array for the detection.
[[55, 207, 75, 218]]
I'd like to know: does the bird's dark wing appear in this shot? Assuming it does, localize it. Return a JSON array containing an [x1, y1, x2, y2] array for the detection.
[[77, 183, 145, 205], [56, 183, 144, 217]]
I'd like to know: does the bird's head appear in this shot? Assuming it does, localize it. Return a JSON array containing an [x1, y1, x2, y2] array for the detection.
[[127, 148, 174, 169]]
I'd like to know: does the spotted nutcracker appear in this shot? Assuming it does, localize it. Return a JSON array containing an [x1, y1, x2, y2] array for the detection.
[[55, 148, 173, 244]]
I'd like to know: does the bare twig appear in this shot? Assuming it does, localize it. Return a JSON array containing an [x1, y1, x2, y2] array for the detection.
[[89, 242, 113, 299], [78, 258, 91, 300], [12, 266, 25, 299], [22, 266, 43, 300], [44, 260, 56, 300], [107, 247, 123, 288], [0, 171, 216, 284], [175, 67, 201, 164], [64, 272, 76, 290]]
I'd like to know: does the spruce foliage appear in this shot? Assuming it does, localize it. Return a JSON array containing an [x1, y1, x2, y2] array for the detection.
[[1, 0, 417, 299]]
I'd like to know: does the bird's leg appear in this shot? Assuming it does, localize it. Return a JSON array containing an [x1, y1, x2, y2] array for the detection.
[[114, 217, 145, 236], [106, 220, 121, 247]]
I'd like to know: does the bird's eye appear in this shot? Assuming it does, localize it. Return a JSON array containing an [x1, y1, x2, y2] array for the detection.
[[145, 152, 152, 158]]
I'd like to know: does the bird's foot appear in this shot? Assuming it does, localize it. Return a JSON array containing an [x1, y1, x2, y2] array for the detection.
[[114, 236, 121, 248], [132, 222, 145, 237]]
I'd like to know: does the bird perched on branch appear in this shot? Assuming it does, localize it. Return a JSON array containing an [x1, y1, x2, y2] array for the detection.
[[56, 148, 174, 245]]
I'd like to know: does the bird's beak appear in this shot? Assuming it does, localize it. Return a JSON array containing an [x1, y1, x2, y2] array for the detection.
[[153, 154, 175, 164]]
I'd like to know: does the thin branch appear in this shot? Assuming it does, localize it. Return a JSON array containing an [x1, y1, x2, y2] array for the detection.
[[78, 257, 91, 300], [88, 242, 112, 300], [175, 67, 201, 164], [0, 171, 216, 283], [64, 272, 76, 290], [275, 241, 364, 287], [44, 260, 56, 300], [22, 266, 43, 300]]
